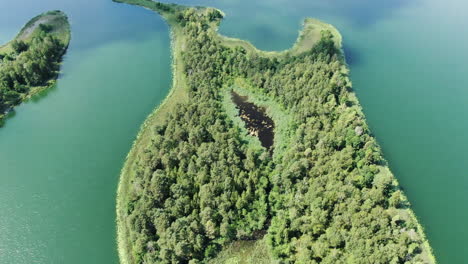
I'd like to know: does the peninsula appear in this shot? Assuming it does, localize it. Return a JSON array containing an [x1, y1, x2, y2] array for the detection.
[[0, 10, 70, 125], [114, 1, 436, 263]]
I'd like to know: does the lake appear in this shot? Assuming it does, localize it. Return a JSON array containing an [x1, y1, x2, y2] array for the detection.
[[1, 0, 466, 263]]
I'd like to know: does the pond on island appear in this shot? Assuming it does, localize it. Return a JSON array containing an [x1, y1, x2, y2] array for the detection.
[[231, 91, 274, 150]]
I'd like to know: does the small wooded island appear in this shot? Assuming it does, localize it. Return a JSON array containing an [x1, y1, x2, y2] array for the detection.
[[0, 10, 70, 125], [114, 0, 436, 263]]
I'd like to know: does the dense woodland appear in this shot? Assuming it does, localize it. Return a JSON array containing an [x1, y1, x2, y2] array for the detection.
[[120, 3, 431, 264], [0, 22, 67, 120]]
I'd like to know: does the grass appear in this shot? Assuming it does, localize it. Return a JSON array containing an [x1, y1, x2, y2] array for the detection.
[[114, 1, 436, 263], [209, 237, 277, 264], [218, 18, 341, 57]]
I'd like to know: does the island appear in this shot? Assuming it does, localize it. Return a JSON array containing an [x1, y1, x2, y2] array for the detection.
[[114, 0, 436, 263], [0, 10, 71, 125]]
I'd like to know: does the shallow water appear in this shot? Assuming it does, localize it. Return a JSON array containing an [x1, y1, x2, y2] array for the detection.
[[0, 0, 467, 263]]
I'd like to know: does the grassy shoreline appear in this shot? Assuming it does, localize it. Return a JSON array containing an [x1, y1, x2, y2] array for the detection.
[[217, 18, 341, 58], [0, 10, 70, 125], [0, 10, 70, 54], [114, 2, 190, 263], [114, 1, 436, 263]]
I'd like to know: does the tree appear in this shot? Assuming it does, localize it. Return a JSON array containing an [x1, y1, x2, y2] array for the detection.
[[11, 40, 28, 53]]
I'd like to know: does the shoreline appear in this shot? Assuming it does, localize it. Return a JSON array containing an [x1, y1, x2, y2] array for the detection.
[[116, 28, 178, 264], [115, 4, 188, 263], [216, 18, 341, 58], [341, 67, 437, 263], [0, 10, 70, 53], [0, 10, 71, 126]]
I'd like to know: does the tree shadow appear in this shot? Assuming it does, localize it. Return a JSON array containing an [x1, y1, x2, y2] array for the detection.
[[0, 83, 59, 128], [0, 109, 17, 128], [330, 0, 413, 27], [343, 44, 361, 66], [28, 83, 58, 103]]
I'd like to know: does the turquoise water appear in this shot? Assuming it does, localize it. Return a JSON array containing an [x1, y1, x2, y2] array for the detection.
[[0, 1, 171, 263], [1, 0, 467, 263]]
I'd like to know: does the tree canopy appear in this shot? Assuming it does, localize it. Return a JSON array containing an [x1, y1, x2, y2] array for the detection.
[[117, 1, 434, 263], [0, 12, 70, 124]]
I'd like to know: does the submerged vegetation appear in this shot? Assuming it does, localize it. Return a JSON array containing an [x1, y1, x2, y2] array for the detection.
[[115, 0, 435, 263], [0, 10, 70, 125]]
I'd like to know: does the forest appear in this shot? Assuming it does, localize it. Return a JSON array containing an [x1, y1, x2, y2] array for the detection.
[[115, 1, 435, 263], [0, 11, 70, 125]]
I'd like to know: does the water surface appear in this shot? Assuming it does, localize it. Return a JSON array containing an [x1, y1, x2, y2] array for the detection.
[[0, 1, 171, 263]]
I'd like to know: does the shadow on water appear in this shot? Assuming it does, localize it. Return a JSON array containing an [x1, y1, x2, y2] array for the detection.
[[0, 109, 17, 128], [343, 44, 361, 66], [231, 91, 275, 150], [169, 0, 413, 54], [28, 83, 58, 103], [0, 84, 58, 128], [69, 8, 169, 53], [326, 0, 413, 27]]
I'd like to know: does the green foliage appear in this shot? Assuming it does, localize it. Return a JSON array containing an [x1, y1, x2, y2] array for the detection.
[[207, 10, 223, 22], [11, 40, 29, 54], [119, 3, 432, 264], [0, 34, 66, 115], [38, 23, 53, 33], [309, 30, 339, 57]]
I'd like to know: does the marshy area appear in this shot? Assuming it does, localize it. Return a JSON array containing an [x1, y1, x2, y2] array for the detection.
[[231, 91, 274, 150]]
